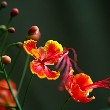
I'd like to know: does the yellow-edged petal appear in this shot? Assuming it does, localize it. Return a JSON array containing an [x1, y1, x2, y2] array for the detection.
[[44, 40, 63, 58], [44, 66, 60, 80], [23, 39, 37, 56], [30, 60, 46, 78]]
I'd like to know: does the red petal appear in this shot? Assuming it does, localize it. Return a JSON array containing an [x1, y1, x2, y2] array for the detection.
[[0, 80, 16, 107], [44, 66, 60, 80], [0, 80, 16, 90], [64, 68, 95, 103], [23, 39, 37, 56], [44, 40, 63, 58], [37, 47, 45, 60], [66, 84, 95, 103], [30, 60, 46, 78]]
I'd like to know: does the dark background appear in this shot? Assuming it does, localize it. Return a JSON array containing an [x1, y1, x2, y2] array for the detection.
[[0, 0, 110, 110]]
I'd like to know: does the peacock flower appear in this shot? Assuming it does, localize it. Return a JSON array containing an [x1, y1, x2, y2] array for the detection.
[[0, 79, 17, 110], [23, 39, 63, 80], [64, 67, 110, 103]]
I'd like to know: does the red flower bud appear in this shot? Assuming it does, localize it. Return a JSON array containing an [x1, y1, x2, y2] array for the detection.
[[10, 8, 19, 17], [8, 27, 15, 33], [28, 26, 41, 41], [28, 31, 41, 41], [1, 1, 7, 8], [1, 55, 11, 65], [28, 26, 39, 35]]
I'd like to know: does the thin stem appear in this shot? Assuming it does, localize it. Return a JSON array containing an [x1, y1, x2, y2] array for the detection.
[[0, 17, 13, 56], [0, 31, 8, 55], [22, 74, 34, 109], [0, 62, 22, 110], [2, 42, 19, 55], [61, 96, 71, 110], [17, 55, 30, 95]]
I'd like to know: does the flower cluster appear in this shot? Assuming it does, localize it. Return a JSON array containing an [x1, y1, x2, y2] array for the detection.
[[0, 1, 110, 110], [23, 38, 110, 104]]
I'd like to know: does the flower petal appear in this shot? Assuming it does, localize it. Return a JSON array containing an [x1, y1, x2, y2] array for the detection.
[[0, 80, 16, 107], [30, 60, 46, 78], [0, 80, 16, 90], [74, 73, 93, 92], [44, 40, 63, 58], [37, 47, 45, 60], [23, 39, 37, 56], [44, 66, 60, 80], [67, 84, 95, 103], [64, 68, 95, 103]]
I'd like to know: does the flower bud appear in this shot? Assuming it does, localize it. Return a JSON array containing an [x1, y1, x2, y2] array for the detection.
[[28, 26, 39, 35], [28, 32, 41, 41], [10, 8, 19, 17], [28, 26, 41, 41], [1, 55, 11, 65], [8, 27, 15, 33], [16, 42, 23, 48], [0, 1, 7, 8], [0, 25, 7, 31]]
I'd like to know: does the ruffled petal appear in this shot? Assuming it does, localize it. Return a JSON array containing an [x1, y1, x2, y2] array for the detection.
[[66, 84, 95, 103], [30, 60, 46, 78], [44, 66, 60, 80], [23, 39, 37, 56], [64, 68, 95, 103], [74, 73, 93, 92], [44, 40, 63, 58]]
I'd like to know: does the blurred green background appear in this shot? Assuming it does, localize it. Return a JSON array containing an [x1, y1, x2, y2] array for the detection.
[[0, 0, 110, 110]]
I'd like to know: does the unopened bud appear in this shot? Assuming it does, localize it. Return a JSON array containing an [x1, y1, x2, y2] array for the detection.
[[28, 26, 41, 41], [10, 8, 19, 17], [0, 25, 7, 31], [28, 32, 41, 41], [8, 27, 15, 33], [16, 42, 23, 48], [1, 1, 7, 8], [1, 55, 11, 65], [28, 26, 39, 35]]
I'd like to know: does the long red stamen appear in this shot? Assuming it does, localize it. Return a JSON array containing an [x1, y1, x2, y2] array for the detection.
[[70, 58, 83, 73], [58, 56, 72, 91], [66, 48, 78, 62], [55, 51, 68, 69], [83, 76, 110, 91]]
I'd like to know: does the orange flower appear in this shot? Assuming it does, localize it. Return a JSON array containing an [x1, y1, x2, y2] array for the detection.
[[0, 80, 17, 110], [23, 39, 63, 80], [64, 67, 110, 103]]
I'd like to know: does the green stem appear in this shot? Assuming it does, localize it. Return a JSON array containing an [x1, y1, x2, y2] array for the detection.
[[22, 74, 34, 109], [2, 42, 19, 55], [17, 55, 30, 95], [0, 31, 8, 55], [61, 96, 71, 110], [0, 62, 22, 110], [0, 17, 13, 56]]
